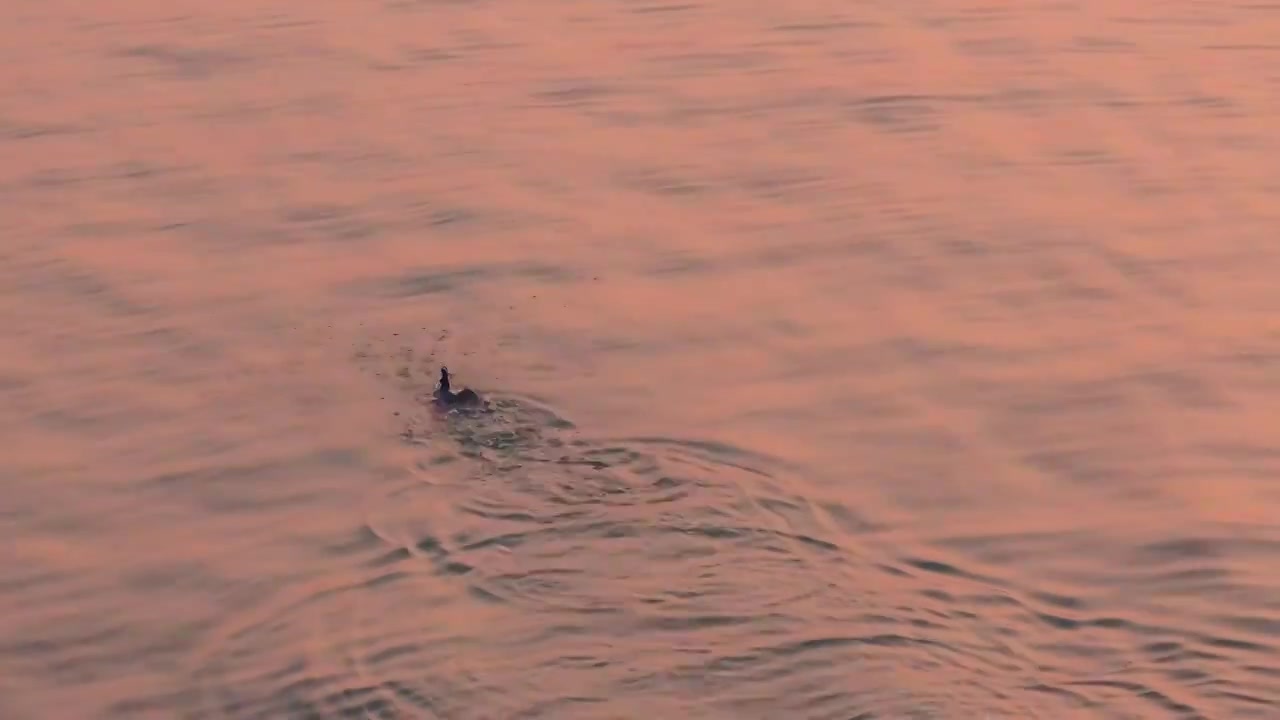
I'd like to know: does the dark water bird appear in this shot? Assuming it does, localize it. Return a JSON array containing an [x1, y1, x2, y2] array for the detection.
[[433, 366, 482, 409]]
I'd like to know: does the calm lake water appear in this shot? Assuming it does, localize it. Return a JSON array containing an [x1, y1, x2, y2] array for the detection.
[[4, 1, 1280, 718]]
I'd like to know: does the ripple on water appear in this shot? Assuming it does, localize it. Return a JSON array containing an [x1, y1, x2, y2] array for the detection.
[[182, 365, 1172, 720], [915, 527, 1280, 719]]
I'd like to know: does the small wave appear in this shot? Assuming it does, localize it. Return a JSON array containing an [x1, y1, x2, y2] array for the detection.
[[182, 367, 1186, 719]]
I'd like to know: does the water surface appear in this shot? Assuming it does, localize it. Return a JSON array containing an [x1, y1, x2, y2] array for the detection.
[[3, 0, 1280, 718]]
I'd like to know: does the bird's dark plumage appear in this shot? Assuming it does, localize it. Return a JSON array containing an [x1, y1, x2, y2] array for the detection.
[[433, 366, 481, 408]]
